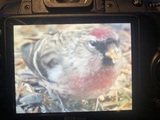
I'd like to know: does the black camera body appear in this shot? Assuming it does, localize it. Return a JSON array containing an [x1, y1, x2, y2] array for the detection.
[[0, 0, 160, 120]]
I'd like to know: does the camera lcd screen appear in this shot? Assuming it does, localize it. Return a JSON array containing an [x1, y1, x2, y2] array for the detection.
[[14, 23, 132, 113]]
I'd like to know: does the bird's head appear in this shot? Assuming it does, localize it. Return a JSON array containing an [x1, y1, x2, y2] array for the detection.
[[75, 27, 121, 68]]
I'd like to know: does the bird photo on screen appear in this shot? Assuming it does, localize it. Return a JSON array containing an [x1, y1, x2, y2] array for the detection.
[[15, 25, 131, 113]]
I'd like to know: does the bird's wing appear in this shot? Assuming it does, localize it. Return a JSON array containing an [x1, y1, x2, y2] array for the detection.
[[21, 39, 63, 83], [21, 42, 36, 73]]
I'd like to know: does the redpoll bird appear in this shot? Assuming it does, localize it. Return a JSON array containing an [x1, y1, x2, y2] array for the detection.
[[21, 27, 121, 101]]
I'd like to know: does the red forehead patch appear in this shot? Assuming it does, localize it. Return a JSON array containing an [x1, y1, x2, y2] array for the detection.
[[90, 28, 116, 40]]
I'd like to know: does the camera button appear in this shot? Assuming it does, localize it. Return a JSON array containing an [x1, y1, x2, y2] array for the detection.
[[133, 0, 143, 7], [105, 1, 118, 12], [0, 29, 2, 37]]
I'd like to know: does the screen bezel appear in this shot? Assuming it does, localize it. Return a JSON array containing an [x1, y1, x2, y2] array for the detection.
[[3, 14, 140, 120]]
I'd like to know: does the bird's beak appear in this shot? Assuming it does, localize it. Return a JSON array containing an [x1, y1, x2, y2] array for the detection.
[[105, 45, 120, 64]]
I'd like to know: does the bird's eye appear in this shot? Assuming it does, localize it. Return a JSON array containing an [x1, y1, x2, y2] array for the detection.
[[89, 40, 97, 47]]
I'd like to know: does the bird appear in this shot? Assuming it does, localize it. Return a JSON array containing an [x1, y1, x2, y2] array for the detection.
[[21, 26, 122, 111]]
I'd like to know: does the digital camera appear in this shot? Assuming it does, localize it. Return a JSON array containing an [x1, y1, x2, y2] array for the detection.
[[0, 0, 160, 120]]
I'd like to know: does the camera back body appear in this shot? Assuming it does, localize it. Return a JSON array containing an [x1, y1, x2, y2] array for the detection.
[[0, 0, 160, 120]]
